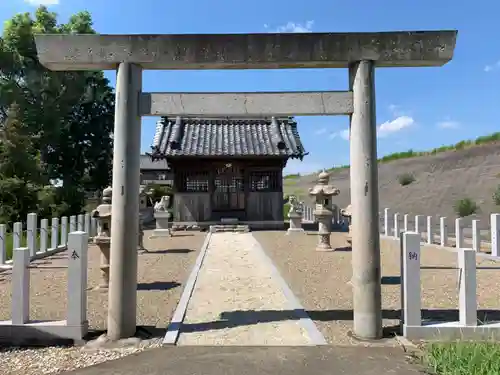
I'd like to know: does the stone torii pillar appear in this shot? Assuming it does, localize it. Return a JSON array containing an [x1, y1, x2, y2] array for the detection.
[[348, 61, 383, 339], [106, 63, 142, 340]]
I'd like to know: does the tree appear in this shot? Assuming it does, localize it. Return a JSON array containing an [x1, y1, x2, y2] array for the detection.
[[0, 7, 114, 219]]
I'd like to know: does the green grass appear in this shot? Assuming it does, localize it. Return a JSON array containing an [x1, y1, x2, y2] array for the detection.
[[421, 341, 500, 375], [3, 227, 63, 261], [3, 231, 26, 261], [283, 131, 500, 179]]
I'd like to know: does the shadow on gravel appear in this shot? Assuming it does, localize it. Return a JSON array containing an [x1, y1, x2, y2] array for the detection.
[[142, 248, 195, 255], [137, 281, 181, 291], [179, 308, 500, 336]]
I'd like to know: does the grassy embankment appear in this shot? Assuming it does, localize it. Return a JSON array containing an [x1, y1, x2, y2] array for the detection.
[[284, 132, 500, 180]]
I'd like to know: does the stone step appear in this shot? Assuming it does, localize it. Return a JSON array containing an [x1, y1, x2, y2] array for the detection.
[[209, 224, 250, 233]]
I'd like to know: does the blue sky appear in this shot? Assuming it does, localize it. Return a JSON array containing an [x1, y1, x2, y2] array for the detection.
[[2, 0, 499, 175]]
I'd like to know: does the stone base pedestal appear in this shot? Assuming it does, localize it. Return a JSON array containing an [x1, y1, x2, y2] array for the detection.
[[287, 214, 304, 235], [316, 234, 333, 251], [150, 211, 172, 238], [287, 227, 305, 235], [94, 238, 110, 290], [152, 229, 171, 237], [155, 211, 171, 228], [315, 215, 333, 251]]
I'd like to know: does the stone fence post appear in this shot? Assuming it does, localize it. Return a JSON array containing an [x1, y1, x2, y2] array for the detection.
[[67, 231, 89, 327]]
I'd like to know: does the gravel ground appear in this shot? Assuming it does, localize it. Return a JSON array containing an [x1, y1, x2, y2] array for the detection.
[[178, 233, 312, 346], [0, 230, 206, 375], [253, 231, 500, 346]]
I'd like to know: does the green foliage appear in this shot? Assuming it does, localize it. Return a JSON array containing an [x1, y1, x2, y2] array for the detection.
[[493, 185, 500, 206], [421, 341, 500, 375], [0, 6, 114, 223], [0, 177, 39, 225], [147, 184, 173, 205], [455, 198, 479, 217], [398, 173, 416, 186]]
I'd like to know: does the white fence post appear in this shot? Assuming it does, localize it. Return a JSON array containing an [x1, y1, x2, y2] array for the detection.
[[403, 232, 421, 327], [84, 213, 91, 234], [70, 215, 77, 233], [415, 215, 423, 240], [67, 231, 89, 327], [426, 216, 433, 244], [12, 247, 30, 324], [384, 208, 390, 236], [40, 219, 48, 253], [13, 222, 22, 250], [27, 213, 38, 257], [51, 217, 59, 249], [77, 214, 84, 232], [491, 214, 500, 257], [455, 218, 464, 249], [0, 224, 5, 265], [440, 217, 448, 247], [458, 248, 477, 326], [61, 216, 68, 246], [393, 213, 400, 238], [472, 219, 480, 251], [404, 214, 409, 232]]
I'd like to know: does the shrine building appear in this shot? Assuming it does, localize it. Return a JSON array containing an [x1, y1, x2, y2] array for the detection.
[[148, 116, 307, 229]]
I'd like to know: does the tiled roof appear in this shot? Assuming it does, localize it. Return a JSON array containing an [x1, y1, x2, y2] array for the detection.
[[150, 116, 307, 159], [140, 154, 169, 170]]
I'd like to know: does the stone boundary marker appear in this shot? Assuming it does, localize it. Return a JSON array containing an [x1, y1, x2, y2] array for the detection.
[[0, 231, 89, 345], [400, 232, 500, 341]]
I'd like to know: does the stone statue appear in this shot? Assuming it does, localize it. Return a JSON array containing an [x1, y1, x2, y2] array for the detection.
[[152, 195, 172, 237], [154, 195, 170, 213], [309, 170, 340, 251], [287, 195, 304, 234], [288, 195, 304, 215]]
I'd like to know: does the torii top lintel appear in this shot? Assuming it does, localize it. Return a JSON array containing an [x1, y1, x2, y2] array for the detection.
[[34, 30, 457, 71]]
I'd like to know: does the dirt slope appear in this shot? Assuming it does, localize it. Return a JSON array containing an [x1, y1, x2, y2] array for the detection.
[[284, 142, 500, 231]]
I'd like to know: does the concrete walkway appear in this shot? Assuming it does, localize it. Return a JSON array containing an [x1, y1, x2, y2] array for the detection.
[[62, 346, 421, 375], [176, 232, 326, 346]]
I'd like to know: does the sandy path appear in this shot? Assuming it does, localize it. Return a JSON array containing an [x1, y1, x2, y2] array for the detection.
[[177, 232, 321, 346]]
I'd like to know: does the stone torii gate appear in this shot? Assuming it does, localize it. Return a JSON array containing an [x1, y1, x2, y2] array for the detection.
[[34, 31, 457, 341]]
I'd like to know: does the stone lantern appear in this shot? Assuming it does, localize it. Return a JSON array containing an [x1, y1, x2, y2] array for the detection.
[[92, 186, 112, 290], [340, 204, 352, 243], [308, 170, 340, 251]]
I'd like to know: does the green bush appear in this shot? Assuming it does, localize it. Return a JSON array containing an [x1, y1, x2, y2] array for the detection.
[[493, 185, 500, 206], [398, 173, 416, 186], [147, 184, 173, 206], [455, 197, 479, 217]]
